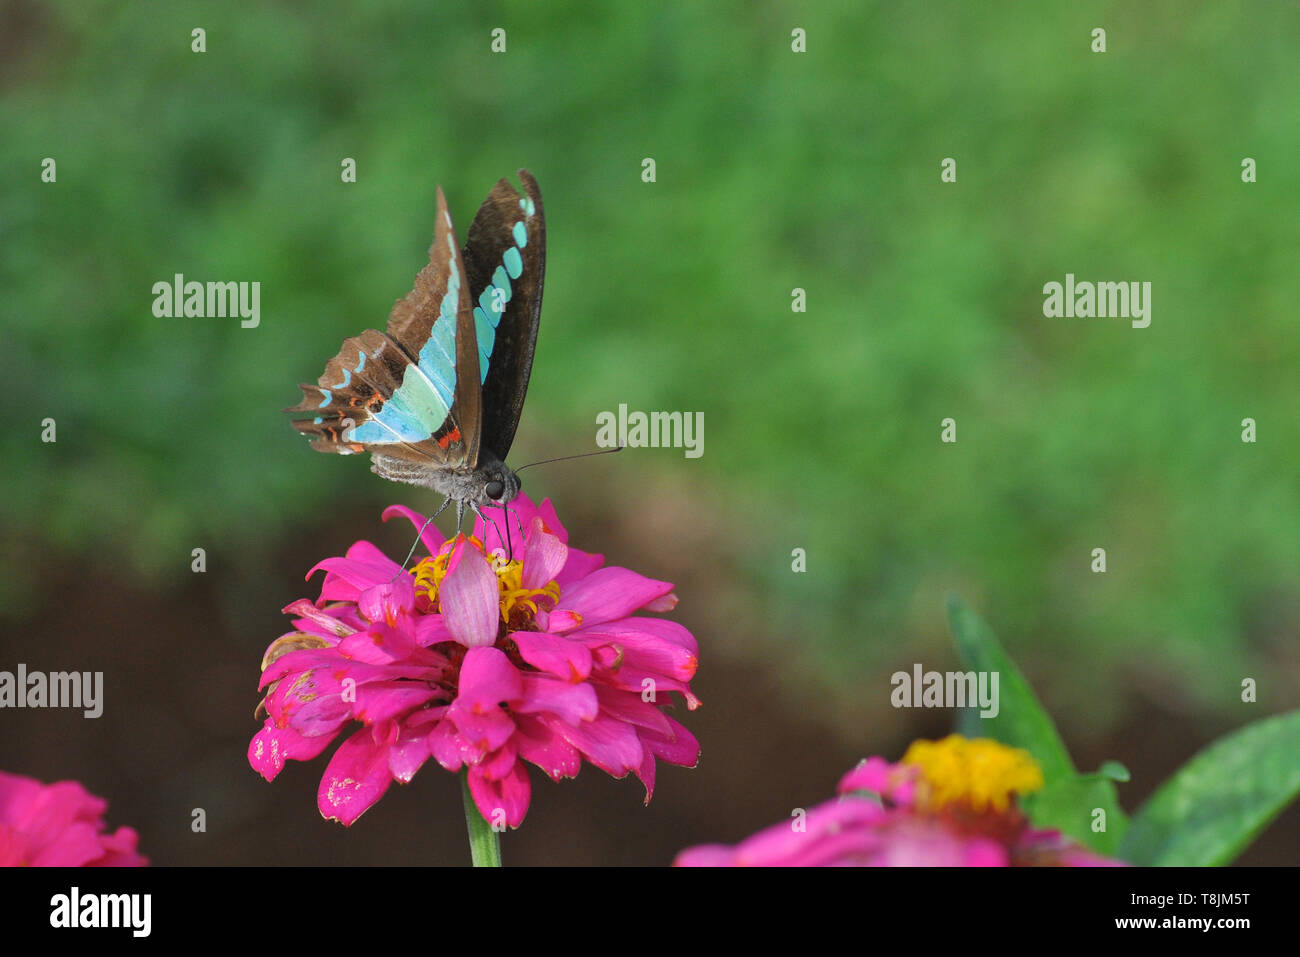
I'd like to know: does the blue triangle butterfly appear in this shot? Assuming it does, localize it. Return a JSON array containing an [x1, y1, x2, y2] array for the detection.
[[288, 170, 545, 530]]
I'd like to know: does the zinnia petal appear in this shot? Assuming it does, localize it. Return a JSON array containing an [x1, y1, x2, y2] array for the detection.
[[251, 497, 700, 833], [554, 566, 675, 626], [439, 547, 502, 648], [318, 725, 396, 826]]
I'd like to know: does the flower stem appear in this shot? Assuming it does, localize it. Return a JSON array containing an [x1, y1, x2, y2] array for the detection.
[[460, 771, 502, 867]]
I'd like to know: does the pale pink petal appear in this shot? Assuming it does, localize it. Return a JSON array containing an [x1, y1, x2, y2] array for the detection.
[[439, 547, 502, 648], [644, 592, 678, 612], [521, 518, 568, 589]]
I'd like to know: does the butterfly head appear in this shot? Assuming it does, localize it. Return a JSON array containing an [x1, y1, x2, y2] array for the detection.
[[476, 460, 522, 507]]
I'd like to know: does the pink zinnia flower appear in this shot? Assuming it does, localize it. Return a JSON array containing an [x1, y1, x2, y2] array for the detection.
[[249, 494, 700, 829], [675, 736, 1124, 867], [0, 771, 147, 867]]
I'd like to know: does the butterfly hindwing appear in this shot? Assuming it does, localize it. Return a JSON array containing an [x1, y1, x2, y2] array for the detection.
[[463, 169, 545, 463]]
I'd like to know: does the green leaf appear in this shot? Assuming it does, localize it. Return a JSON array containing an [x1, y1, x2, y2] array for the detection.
[[946, 594, 1074, 781], [1021, 769, 1128, 856], [1097, 760, 1131, 783], [946, 594, 1128, 855], [1121, 710, 1300, 866]]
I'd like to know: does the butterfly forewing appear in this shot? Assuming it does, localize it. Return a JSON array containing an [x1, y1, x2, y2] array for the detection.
[[462, 169, 545, 463]]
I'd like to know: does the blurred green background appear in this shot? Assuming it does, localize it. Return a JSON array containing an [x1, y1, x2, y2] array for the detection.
[[3, 0, 1298, 864]]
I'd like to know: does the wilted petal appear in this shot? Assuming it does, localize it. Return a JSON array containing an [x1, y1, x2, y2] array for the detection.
[[318, 726, 395, 826], [248, 723, 335, 781]]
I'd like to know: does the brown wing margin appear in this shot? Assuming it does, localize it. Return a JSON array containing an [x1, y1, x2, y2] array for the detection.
[[288, 186, 481, 467], [383, 184, 480, 466]]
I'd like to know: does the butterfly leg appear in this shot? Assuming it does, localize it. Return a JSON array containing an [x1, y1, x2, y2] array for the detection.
[[391, 496, 453, 580], [499, 504, 526, 561], [472, 503, 506, 557]]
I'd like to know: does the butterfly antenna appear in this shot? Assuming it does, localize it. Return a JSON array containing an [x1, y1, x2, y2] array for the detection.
[[514, 445, 624, 473], [391, 497, 453, 581]]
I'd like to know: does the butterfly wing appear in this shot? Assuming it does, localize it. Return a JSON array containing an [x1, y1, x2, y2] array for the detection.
[[288, 187, 481, 470], [462, 169, 545, 462]]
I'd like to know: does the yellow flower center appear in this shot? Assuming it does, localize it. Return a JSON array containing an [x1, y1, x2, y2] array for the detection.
[[413, 536, 561, 632], [901, 735, 1044, 814]]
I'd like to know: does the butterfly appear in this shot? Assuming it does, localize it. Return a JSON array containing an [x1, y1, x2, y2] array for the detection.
[[287, 170, 545, 533]]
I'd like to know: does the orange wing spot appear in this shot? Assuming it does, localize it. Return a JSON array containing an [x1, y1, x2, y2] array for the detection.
[[437, 426, 462, 450]]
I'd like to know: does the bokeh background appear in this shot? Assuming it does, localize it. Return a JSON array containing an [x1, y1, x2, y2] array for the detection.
[[3, 0, 1298, 864]]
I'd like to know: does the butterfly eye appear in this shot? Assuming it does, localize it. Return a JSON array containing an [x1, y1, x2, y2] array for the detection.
[[485, 480, 505, 500]]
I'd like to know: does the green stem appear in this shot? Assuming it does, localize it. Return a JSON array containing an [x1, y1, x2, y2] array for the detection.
[[460, 771, 502, 867]]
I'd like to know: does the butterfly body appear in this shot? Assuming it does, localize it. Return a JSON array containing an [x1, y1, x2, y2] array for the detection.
[[368, 446, 520, 509], [288, 170, 544, 526]]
